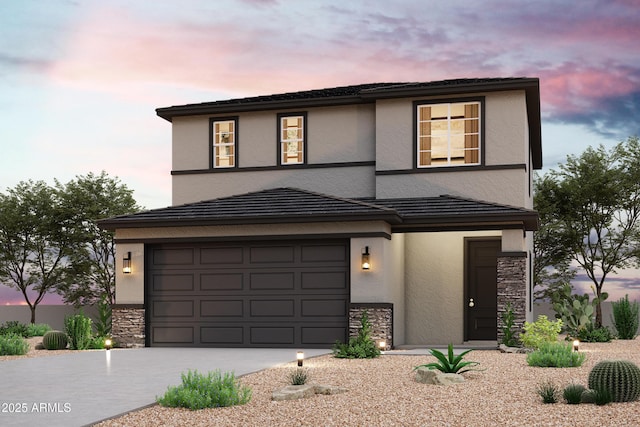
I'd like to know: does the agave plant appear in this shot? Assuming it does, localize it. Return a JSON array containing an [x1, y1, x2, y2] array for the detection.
[[414, 343, 482, 374]]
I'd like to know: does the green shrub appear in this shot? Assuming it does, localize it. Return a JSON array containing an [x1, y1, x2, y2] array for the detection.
[[289, 368, 310, 385], [414, 343, 482, 374], [591, 388, 613, 405], [88, 335, 112, 349], [526, 342, 585, 368], [42, 331, 68, 350], [26, 323, 52, 337], [93, 296, 112, 337], [551, 284, 606, 337], [64, 313, 93, 350], [500, 302, 519, 347], [588, 360, 640, 402], [612, 295, 639, 340], [520, 315, 562, 349], [536, 381, 559, 403], [576, 323, 613, 343], [563, 383, 586, 404], [332, 311, 381, 359], [0, 333, 29, 355], [157, 370, 252, 410], [0, 320, 29, 337]]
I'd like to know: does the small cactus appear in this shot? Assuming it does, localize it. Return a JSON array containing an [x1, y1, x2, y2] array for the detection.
[[588, 360, 640, 402], [42, 331, 68, 350]]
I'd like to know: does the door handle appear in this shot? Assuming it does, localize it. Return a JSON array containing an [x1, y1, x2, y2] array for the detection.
[[468, 298, 475, 307]]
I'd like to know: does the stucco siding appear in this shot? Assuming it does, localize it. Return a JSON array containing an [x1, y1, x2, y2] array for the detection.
[[404, 231, 500, 345], [172, 116, 209, 170], [375, 168, 528, 207], [172, 165, 376, 204]]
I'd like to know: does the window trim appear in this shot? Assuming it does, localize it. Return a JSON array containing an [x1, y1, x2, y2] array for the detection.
[[209, 116, 239, 169], [413, 97, 485, 169], [277, 112, 307, 166]]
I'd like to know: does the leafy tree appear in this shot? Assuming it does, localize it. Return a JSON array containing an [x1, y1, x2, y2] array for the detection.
[[56, 171, 141, 306], [0, 181, 75, 323], [534, 137, 640, 326]]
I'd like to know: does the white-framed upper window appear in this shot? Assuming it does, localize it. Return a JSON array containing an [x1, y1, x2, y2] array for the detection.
[[279, 115, 304, 165], [417, 101, 480, 167], [212, 119, 236, 168]]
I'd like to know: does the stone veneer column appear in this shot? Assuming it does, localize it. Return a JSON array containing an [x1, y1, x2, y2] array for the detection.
[[496, 252, 527, 343], [111, 305, 145, 348], [349, 303, 393, 350]]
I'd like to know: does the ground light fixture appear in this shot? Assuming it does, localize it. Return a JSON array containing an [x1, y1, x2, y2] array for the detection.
[[361, 246, 371, 270], [104, 338, 112, 351], [573, 339, 580, 352], [122, 252, 132, 274], [378, 340, 386, 353], [296, 351, 304, 367]]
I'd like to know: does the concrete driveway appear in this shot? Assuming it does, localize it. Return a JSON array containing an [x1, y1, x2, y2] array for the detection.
[[0, 347, 330, 427]]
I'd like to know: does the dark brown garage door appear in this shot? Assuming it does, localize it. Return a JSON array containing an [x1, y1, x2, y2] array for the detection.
[[146, 240, 349, 348]]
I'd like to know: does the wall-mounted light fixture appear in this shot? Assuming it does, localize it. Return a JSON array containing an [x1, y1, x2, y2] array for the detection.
[[296, 351, 304, 367], [361, 246, 371, 270], [123, 252, 132, 274]]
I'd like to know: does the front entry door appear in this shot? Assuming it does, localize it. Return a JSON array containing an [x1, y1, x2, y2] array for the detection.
[[465, 239, 500, 340]]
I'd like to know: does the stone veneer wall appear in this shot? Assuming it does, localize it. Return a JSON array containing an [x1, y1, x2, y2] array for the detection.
[[349, 303, 393, 350], [111, 305, 145, 348], [497, 253, 527, 343]]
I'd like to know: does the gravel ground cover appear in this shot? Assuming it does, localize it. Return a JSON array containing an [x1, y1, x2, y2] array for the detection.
[[4, 337, 640, 426], [92, 339, 640, 427]]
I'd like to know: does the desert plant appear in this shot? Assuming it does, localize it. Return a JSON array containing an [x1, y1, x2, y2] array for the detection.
[[42, 330, 68, 350], [64, 313, 93, 350], [576, 322, 613, 343], [26, 323, 52, 337], [563, 383, 586, 404], [157, 369, 252, 410], [536, 381, 559, 404], [588, 388, 613, 405], [611, 294, 639, 340], [500, 302, 519, 347], [588, 360, 640, 402], [0, 320, 29, 337], [526, 342, 585, 368], [332, 311, 381, 359], [0, 333, 29, 355], [93, 295, 112, 337], [552, 285, 606, 337], [414, 343, 482, 374], [520, 315, 563, 349], [289, 368, 310, 385]]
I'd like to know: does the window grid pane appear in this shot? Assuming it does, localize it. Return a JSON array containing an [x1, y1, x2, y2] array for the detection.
[[417, 102, 480, 167], [281, 115, 304, 165], [213, 120, 235, 168]]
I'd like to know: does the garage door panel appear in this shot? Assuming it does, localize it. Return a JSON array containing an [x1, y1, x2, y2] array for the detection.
[[250, 299, 295, 317], [201, 300, 243, 317], [250, 246, 294, 263], [302, 327, 346, 345], [249, 272, 295, 290], [201, 327, 244, 344], [301, 245, 348, 262], [301, 271, 347, 290], [147, 240, 348, 348], [200, 247, 244, 264], [153, 248, 194, 265], [301, 299, 347, 317], [200, 273, 243, 291], [250, 327, 295, 344], [153, 326, 194, 344], [152, 300, 194, 317]]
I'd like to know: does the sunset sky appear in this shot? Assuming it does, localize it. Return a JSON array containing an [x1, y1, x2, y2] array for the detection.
[[1, 0, 639, 305]]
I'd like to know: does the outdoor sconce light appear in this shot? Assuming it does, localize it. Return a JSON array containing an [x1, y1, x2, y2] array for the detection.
[[104, 338, 112, 351], [296, 351, 304, 367], [122, 252, 132, 274], [573, 339, 580, 352], [361, 246, 371, 270]]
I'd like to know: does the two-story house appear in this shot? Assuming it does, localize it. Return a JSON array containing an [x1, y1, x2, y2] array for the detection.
[[100, 78, 541, 349]]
